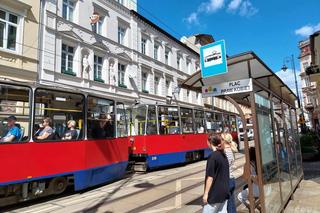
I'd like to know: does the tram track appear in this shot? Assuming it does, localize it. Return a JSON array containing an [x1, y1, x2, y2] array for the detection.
[[5, 154, 246, 213]]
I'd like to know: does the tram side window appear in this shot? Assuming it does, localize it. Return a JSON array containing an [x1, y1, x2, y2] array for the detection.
[[158, 106, 180, 135], [130, 105, 147, 136], [180, 108, 194, 134], [147, 105, 157, 135], [0, 84, 30, 143], [87, 96, 115, 139], [205, 112, 214, 133], [34, 89, 84, 141], [214, 113, 223, 132], [194, 110, 205, 133], [229, 115, 237, 132], [116, 103, 127, 137]]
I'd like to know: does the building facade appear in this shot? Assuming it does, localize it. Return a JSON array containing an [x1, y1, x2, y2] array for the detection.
[[299, 39, 318, 127], [302, 32, 320, 128], [39, 0, 204, 107], [0, 0, 40, 82]]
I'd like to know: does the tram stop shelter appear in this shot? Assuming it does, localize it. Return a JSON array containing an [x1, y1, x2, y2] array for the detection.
[[180, 51, 303, 213]]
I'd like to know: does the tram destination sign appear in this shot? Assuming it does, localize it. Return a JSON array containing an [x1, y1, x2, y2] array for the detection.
[[200, 40, 228, 78], [202, 78, 253, 97]]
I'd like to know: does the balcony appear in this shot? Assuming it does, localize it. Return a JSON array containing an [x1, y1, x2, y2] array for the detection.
[[306, 65, 320, 82], [305, 103, 315, 111]]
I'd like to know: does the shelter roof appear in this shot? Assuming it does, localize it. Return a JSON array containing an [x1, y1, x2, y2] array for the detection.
[[180, 51, 297, 107]]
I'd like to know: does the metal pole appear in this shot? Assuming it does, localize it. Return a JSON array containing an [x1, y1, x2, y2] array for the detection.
[[291, 54, 301, 109]]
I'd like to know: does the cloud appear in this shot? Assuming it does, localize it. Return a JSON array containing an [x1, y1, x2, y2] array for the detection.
[[295, 23, 320, 37], [239, 0, 258, 17], [199, 0, 225, 13], [184, 0, 258, 26], [276, 69, 302, 96], [227, 0, 242, 12], [185, 12, 199, 25]]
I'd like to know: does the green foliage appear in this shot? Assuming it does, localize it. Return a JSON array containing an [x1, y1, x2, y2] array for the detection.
[[300, 133, 319, 154]]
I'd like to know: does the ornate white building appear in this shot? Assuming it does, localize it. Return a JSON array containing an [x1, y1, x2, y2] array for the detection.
[[39, 0, 202, 107]]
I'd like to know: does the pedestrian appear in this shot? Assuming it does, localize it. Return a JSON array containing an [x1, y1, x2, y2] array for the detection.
[[237, 147, 259, 205], [203, 133, 230, 213], [221, 133, 237, 213]]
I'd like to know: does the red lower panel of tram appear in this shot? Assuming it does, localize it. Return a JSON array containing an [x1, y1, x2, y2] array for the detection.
[[0, 138, 128, 191], [129, 134, 212, 169]]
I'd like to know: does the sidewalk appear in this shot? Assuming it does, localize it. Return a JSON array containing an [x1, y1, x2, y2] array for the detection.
[[284, 161, 320, 212]]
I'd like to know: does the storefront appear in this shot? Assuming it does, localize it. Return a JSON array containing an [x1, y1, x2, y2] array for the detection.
[[180, 51, 303, 213]]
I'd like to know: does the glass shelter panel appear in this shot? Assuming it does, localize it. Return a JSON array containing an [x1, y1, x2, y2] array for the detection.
[[146, 105, 157, 135], [34, 89, 84, 141], [273, 101, 292, 203], [283, 104, 298, 187], [0, 84, 30, 142], [291, 108, 303, 176], [158, 106, 180, 135], [255, 94, 282, 212], [87, 96, 115, 139], [194, 110, 205, 133], [180, 108, 194, 134], [130, 105, 147, 136]]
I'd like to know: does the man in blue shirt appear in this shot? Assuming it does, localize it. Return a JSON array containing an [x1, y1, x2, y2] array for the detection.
[[0, 115, 21, 142]]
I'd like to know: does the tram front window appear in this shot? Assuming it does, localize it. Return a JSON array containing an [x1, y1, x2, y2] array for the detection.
[[116, 103, 127, 137], [87, 96, 115, 139], [194, 110, 205, 133], [0, 84, 30, 142], [180, 108, 194, 134], [34, 89, 84, 141], [130, 105, 147, 136], [158, 106, 179, 135]]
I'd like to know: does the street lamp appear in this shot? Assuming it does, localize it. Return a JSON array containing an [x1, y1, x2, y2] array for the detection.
[[281, 54, 301, 109]]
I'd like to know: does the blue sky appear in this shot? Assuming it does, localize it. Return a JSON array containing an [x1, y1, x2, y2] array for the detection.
[[137, 0, 320, 91]]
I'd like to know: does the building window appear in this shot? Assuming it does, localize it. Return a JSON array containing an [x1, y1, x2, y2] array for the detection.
[[62, 0, 74, 22], [118, 63, 126, 88], [117, 0, 124, 5], [118, 26, 126, 45], [187, 60, 191, 74], [141, 37, 147, 55], [154, 76, 160, 95], [142, 72, 148, 93], [177, 55, 181, 70], [94, 55, 103, 82], [187, 90, 190, 102], [165, 49, 169, 65], [166, 79, 171, 96], [154, 44, 159, 60], [93, 16, 104, 35], [0, 9, 18, 51], [61, 43, 75, 76]]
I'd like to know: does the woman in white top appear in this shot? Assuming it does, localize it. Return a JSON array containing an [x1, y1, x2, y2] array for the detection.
[[221, 133, 237, 213]]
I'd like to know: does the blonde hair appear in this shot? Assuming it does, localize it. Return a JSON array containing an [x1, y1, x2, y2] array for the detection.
[[221, 133, 233, 144], [67, 120, 76, 128]]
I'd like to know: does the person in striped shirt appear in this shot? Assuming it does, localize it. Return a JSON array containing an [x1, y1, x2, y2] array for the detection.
[[221, 132, 237, 213]]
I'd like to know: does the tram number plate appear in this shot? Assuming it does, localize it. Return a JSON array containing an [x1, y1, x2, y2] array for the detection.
[[151, 156, 157, 160]]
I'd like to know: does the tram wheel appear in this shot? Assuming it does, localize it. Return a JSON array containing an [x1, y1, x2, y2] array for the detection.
[[49, 177, 67, 195]]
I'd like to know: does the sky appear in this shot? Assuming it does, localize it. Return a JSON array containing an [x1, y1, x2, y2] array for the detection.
[[137, 0, 320, 93]]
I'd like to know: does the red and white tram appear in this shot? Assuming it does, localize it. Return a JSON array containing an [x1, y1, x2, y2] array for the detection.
[[0, 81, 128, 206]]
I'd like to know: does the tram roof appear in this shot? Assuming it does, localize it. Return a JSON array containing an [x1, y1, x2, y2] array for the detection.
[[180, 51, 298, 107]]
